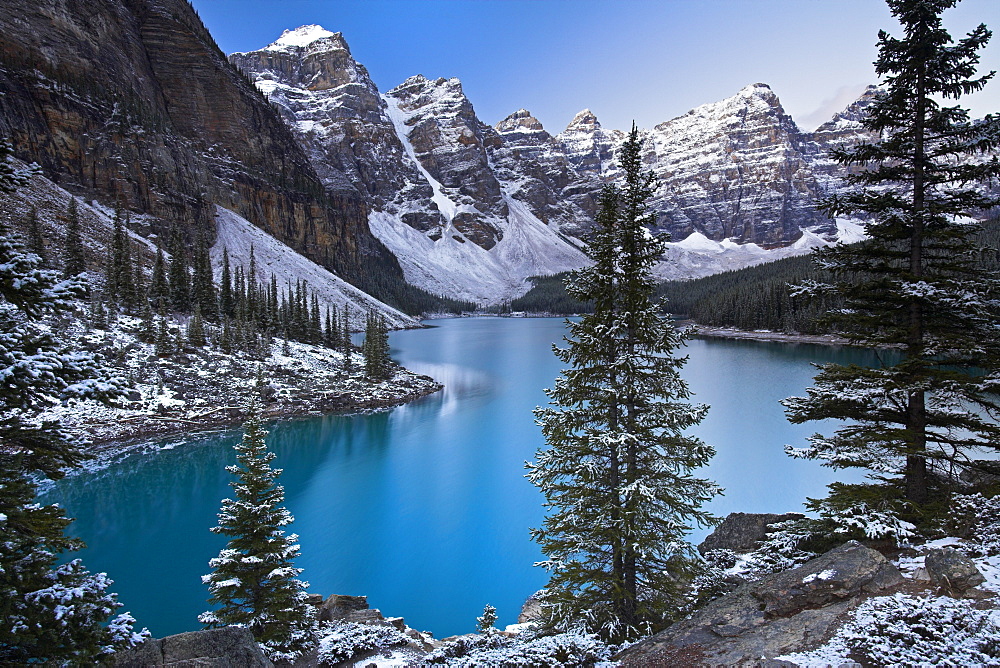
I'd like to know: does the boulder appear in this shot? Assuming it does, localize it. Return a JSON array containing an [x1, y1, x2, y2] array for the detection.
[[699, 512, 805, 555], [518, 590, 545, 624], [113, 627, 272, 667], [318, 594, 371, 622], [615, 541, 902, 667], [925, 547, 985, 595]]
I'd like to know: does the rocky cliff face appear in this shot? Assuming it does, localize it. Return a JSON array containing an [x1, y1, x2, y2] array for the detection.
[[384, 74, 508, 249], [229, 25, 890, 301], [233, 29, 589, 304], [0, 1, 397, 287], [641, 83, 834, 247], [229, 26, 440, 231]]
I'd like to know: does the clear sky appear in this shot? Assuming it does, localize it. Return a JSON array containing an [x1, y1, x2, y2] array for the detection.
[[191, 0, 1000, 134]]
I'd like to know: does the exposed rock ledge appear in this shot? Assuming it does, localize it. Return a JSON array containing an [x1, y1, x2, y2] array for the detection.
[[615, 541, 904, 667], [690, 325, 851, 346]]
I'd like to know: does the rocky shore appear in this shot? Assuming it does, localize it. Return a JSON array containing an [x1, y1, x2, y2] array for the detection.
[[36, 320, 443, 458], [689, 324, 852, 346], [107, 510, 1000, 666]]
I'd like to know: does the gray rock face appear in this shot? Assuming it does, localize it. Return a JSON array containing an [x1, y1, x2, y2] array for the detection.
[[615, 541, 903, 667], [635, 84, 836, 246], [699, 512, 806, 555], [319, 593, 376, 622], [518, 590, 545, 624], [113, 627, 272, 667], [925, 547, 986, 594], [230, 28, 441, 220], [491, 110, 596, 238], [386, 75, 507, 249]]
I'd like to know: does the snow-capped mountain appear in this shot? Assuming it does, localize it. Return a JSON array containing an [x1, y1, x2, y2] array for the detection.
[[232, 28, 590, 304], [231, 25, 886, 303]]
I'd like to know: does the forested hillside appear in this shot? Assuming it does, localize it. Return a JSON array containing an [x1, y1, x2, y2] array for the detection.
[[512, 213, 1000, 334]]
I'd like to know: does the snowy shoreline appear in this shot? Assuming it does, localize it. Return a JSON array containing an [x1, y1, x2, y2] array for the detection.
[[83, 374, 443, 459], [688, 324, 852, 347]]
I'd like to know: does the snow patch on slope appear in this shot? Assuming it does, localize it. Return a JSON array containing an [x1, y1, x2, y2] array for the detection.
[[383, 93, 460, 223], [374, 96, 589, 304], [654, 219, 868, 281], [211, 206, 418, 330], [266, 25, 335, 50]]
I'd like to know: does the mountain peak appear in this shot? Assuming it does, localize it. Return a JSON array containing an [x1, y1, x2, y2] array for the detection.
[[565, 109, 601, 133], [495, 109, 544, 134], [265, 25, 344, 52]]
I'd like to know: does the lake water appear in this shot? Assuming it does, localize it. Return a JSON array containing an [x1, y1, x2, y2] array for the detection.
[[42, 317, 873, 639]]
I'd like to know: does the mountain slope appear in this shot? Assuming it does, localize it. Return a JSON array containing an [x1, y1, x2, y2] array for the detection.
[[233, 29, 590, 305], [0, 2, 400, 291]]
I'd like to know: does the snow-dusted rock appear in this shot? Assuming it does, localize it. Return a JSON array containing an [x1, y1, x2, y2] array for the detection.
[[615, 541, 902, 667], [517, 590, 545, 624], [113, 626, 272, 667], [925, 547, 986, 595], [699, 512, 806, 555]]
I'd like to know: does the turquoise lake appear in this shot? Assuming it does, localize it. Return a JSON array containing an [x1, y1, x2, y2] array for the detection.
[[42, 317, 873, 639]]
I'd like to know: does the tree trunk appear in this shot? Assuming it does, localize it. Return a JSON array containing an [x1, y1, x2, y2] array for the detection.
[[906, 56, 928, 506]]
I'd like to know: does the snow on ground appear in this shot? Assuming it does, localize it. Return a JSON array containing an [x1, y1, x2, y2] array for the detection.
[[33, 312, 440, 462], [211, 206, 418, 330]]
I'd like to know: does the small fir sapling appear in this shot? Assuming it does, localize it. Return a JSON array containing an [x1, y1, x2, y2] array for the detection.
[[477, 604, 498, 634], [200, 396, 315, 661]]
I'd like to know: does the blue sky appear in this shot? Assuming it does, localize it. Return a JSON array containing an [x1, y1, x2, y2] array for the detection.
[[191, 0, 999, 133]]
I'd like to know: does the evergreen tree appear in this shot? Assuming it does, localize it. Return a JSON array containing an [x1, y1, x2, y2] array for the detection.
[[62, 197, 87, 279], [310, 294, 321, 344], [192, 229, 218, 322], [137, 298, 155, 343], [220, 318, 234, 354], [89, 290, 107, 330], [246, 246, 259, 323], [149, 240, 168, 310], [476, 604, 498, 634], [167, 227, 191, 313], [363, 312, 392, 380], [155, 308, 171, 357], [200, 397, 315, 661], [187, 304, 207, 348], [341, 308, 353, 374], [784, 0, 1000, 507], [325, 304, 339, 349], [133, 246, 145, 305], [25, 205, 46, 266], [105, 207, 124, 302], [119, 213, 136, 311], [0, 152, 144, 661], [528, 127, 720, 643], [220, 247, 234, 318]]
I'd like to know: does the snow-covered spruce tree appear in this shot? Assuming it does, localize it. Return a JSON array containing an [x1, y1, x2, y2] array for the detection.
[[527, 126, 720, 643], [783, 0, 1000, 508], [200, 396, 315, 660], [0, 144, 143, 662]]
